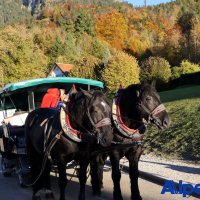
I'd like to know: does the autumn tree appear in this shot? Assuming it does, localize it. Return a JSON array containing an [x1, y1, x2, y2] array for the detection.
[[96, 10, 128, 50], [0, 26, 48, 84], [140, 56, 171, 83], [190, 19, 200, 63], [177, 12, 195, 60], [70, 55, 100, 79], [102, 50, 140, 93]]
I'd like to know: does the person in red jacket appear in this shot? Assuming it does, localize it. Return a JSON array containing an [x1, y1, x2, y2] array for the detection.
[[40, 88, 60, 108]]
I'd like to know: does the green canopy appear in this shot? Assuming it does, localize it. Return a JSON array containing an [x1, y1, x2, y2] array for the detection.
[[1, 77, 103, 95], [0, 77, 104, 111]]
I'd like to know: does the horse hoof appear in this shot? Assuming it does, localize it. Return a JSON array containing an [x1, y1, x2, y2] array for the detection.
[[113, 195, 123, 200], [44, 190, 55, 199], [93, 190, 101, 196], [45, 192, 55, 199], [32, 194, 41, 200], [131, 196, 142, 200]]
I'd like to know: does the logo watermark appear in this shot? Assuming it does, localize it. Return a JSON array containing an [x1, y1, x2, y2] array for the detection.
[[161, 180, 200, 197]]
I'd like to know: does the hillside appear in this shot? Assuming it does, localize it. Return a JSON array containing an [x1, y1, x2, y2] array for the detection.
[[144, 85, 200, 161], [0, 0, 200, 90], [0, 0, 31, 28]]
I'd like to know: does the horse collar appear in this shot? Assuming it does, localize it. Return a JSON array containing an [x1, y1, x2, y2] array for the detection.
[[60, 103, 83, 142], [112, 90, 144, 141]]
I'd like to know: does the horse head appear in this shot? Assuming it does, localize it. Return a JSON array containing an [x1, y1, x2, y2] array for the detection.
[[76, 89, 113, 147], [135, 80, 170, 130]]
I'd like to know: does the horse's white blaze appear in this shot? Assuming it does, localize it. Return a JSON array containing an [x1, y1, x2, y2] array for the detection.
[[101, 101, 106, 107]]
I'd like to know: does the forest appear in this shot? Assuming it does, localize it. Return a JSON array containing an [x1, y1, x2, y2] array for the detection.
[[0, 0, 200, 93]]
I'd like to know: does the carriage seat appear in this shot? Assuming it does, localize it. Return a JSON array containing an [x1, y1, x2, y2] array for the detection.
[[2, 112, 29, 138]]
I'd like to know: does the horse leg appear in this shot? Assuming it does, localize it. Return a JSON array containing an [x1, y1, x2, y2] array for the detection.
[[43, 160, 55, 199], [110, 151, 123, 200], [126, 146, 142, 200], [78, 160, 89, 200], [57, 155, 67, 200], [29, 144, 43, 200], [90, 155, 105, 196]]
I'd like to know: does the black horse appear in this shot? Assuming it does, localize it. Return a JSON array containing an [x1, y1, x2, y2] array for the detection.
[[25, 89, 113, 200], [90, 81, 170, 200]]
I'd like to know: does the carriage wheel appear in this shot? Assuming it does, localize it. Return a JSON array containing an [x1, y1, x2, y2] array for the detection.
[[1, 156, 12, 177]]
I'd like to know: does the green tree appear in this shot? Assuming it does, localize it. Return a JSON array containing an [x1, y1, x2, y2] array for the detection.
[[48, 37, 66, 59], [74, 9, 95, 37], [102, 50, 140, 93], [0, 0, 31, 28], [64, 32, 77, 58], [140, 56, 171, 83]]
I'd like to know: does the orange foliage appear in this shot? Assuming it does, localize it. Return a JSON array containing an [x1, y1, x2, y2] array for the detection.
[[95, 10, 128, 50]]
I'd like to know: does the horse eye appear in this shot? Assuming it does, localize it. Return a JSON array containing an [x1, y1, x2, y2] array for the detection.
[[146, 96, 152, 101]]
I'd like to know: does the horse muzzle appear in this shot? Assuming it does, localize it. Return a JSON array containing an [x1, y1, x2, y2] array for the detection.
[[149, 113, 170, 130]]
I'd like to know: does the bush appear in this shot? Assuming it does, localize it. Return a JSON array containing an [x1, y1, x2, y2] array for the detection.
[[140, 56, 171, 83], [171, 60, 200, 80]]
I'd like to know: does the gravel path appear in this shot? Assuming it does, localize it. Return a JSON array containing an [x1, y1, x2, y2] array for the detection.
[[120, 154, 200, 185]]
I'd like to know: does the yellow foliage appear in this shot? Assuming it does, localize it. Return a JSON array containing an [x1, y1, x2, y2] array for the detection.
[[102, 50, 140, 93]]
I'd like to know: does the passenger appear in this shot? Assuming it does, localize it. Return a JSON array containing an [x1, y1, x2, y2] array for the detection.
[[57, 85, 77, 108], [40, 88, 60, 108], [57, 89, 68, 109]]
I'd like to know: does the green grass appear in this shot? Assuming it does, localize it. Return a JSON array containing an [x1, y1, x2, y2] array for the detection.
[[159, 85, 200, 102], [144, 85, 200, 161]]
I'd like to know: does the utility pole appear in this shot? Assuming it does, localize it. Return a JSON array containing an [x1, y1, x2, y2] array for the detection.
[[144, 0, 146, 7]]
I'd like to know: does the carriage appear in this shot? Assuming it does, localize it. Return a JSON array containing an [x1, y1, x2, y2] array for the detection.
[[0, 77, 104, 186]]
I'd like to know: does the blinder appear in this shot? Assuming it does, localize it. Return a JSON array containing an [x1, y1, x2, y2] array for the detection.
[[86, 108, 111, 144]]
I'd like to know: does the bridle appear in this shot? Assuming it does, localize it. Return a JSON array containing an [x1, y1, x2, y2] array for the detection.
[[86, 101, 111, 144], [137, 98, 166, 128], [112, 87, 167, 140]]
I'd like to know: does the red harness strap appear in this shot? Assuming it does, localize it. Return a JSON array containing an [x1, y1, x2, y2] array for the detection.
[[112, 93, 144, 141], [117, 96, 138, 134]]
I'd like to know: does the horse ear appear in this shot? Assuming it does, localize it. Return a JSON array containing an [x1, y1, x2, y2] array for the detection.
[[151, 80, 156, 88], [103, 86, 109, 96], [80, 88, 92, 98], [141, 80, 148, 86]]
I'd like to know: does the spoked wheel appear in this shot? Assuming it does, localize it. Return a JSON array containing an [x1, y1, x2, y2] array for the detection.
[[1, 155, 14, 177]]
